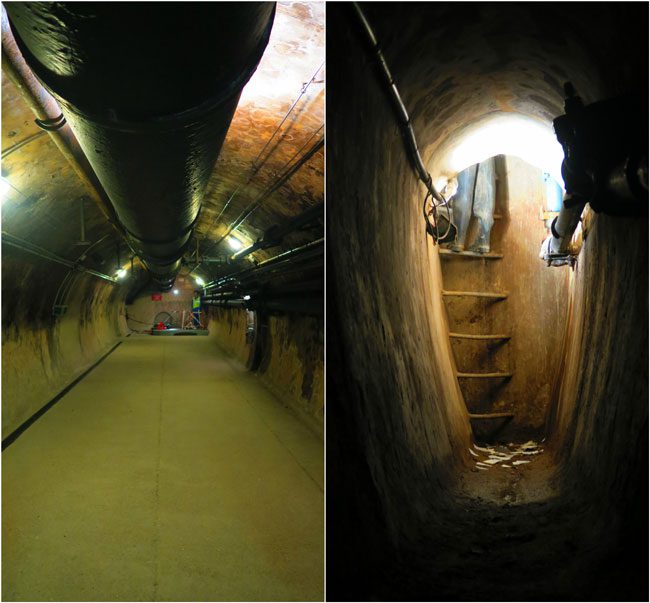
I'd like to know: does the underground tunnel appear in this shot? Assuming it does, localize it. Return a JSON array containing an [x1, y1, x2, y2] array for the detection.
[[327, 3, 647, 601], [1, 2, 324, 601]]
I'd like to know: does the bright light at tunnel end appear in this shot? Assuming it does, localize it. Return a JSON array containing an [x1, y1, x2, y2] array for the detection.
[[438, 113, 565, 188]]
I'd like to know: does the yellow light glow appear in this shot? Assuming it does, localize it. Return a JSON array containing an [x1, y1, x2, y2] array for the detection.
[[116, 269, 127, 279], [442, 113, 564, 187], [195, 276, 205, 287]]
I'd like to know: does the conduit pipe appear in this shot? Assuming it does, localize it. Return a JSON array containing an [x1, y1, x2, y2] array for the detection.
[[204, 238, 324, 291], [193, 135, 324, 273], [2, 231, 117, 283], [5, 3, 276, 290], [351, 2, 451, 240], [232, 201, 324, 259], [1, 5, 118, 226]]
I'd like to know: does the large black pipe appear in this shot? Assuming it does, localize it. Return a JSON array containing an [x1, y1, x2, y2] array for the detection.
[[5, 2, 276, 289]]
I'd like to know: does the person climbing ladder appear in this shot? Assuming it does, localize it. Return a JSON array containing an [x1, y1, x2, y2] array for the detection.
[[448, 157, 497, 253]]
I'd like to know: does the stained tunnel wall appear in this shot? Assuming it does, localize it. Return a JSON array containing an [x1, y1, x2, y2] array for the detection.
[[2, 261, 127, 439], [548, 212, 648, 550], [207, 307, 324, 434]]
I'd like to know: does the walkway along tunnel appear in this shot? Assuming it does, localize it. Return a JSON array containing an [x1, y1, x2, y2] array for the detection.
[[327, 3, 647, 601], [1, 2, 324, 600]]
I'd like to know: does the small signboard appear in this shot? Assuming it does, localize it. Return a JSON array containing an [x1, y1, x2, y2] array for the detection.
[[151, 293, 162, 301]]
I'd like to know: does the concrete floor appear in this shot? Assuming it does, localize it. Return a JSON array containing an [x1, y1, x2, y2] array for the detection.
[[2, 335, 324, 602]]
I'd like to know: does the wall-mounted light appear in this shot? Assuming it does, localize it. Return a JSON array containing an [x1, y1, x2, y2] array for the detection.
[[227, 236, 243, 251], [173, 289, 179, 295], [243, 294, 251, 301], [116, 268, 127, 279], [195, 276, 205, 286]]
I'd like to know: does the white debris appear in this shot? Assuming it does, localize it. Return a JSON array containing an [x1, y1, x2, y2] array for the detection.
[[512, 460, 530, 466], [501, 464, 511, 468], [476, 466, 489, 471], [483, 458, 503, 465], [469, 448, 479, 457]]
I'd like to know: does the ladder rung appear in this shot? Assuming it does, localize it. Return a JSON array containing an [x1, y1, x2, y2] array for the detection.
[[439, 249, 503, 259], [457, 372, 513, 379], [493, 213, 503, 219], [469, 412, 514, 420], [449, 333, 511, 340], [443, 290, 508, 299]]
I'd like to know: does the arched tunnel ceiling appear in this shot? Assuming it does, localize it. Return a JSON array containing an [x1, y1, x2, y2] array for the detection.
[[358, 3, 646, 184], [1, 1, 324, 291], [190, 0, 324, 281]]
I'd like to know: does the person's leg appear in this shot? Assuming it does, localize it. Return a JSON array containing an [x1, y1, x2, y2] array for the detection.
[[192, 310, 200, 327], [450, 164, 478, 251], [468, 157, 496, 253]]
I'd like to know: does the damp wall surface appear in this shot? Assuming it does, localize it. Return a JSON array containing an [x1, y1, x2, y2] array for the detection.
[[206, 307, 324, 434], [327, 4, 472, 556], [2, 259, 127, 439], [548, 212, 649, 547]]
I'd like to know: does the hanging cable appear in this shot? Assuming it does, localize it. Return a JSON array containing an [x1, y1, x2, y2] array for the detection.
[[351, 2, 452, 242], [190, 133, 324, 274], [201, 61, 325, 244]]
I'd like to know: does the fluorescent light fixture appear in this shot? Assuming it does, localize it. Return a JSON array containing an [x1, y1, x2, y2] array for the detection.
[[243, 295, 251, 301], [195, 276, 205, 286], [1, 178, 13, 205], [173, 289, 179, 295], [116, 268, 127, 279], [227, 236, 243, 251]]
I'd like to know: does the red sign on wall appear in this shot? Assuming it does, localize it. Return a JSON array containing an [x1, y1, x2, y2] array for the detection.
[[151, 293, 162, 301]]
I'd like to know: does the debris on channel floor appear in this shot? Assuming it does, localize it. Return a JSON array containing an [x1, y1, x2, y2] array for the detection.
[[469, 440, 544, 471]]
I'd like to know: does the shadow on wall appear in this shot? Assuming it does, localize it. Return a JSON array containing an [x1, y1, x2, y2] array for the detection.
[[2, 262, 127, 439], [207, 306, 324, 435]]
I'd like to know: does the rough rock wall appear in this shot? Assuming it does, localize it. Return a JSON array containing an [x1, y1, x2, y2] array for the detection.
[[327, 5, 471, 549], [548, 213, 648, 544], [2, 264, 127, 439], [206, 307, 250, 366], [207, 307, 324, 433]]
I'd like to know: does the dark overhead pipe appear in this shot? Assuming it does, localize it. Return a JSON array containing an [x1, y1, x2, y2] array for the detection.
[[204, 238, 324, 291], [232, 201, 324, 259], [5, 2, 276, 290], [1, 5, 118, 227]]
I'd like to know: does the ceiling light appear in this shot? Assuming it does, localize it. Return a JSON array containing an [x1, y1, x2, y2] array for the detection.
[[0, 178, 13, 205], [116, 268, 127, 279], [173, 289, 179, 295], [195, 276, 205, 286], [227, 236, 243, 251], [243, 295, 251, 301]]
